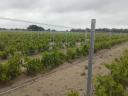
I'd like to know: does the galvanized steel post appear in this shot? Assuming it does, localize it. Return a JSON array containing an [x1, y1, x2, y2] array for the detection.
[[87, 19, 96, 96]]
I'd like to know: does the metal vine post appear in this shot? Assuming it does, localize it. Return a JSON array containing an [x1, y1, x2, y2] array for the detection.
[[87, 19, 96, 96]]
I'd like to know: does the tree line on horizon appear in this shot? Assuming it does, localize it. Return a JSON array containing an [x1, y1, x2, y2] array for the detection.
[[0, 25, 128, 33]]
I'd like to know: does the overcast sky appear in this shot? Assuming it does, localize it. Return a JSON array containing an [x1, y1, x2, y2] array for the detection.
[[0, 0, 128, 29]]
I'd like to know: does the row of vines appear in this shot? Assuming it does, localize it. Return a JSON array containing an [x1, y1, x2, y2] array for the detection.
[[0, 31, 128, 84], [0, 32, 127, 60], [94, 50, 128, 96], [0, 31, 86, 59]]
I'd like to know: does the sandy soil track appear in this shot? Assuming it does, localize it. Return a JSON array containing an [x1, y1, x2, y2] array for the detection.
[[1, 41, 128, 96]]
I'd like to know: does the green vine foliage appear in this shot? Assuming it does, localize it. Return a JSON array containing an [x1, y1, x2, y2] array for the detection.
[[94, 50, 128, 96], [7, 54, 22, 78], [25, 58, 43, 75], [0, 51, 8, 59], [0, 54, 22, 83], [41, 51, 66, 70], [0, 64, 10, 83], [0, 32, 128, 84], [67, 90, 80, 96]]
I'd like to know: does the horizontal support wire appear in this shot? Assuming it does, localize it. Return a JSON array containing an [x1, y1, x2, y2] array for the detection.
[[0, 17, 79, 29]]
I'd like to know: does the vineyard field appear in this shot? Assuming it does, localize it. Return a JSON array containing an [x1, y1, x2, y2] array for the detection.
[[0, 31, 128, 83]]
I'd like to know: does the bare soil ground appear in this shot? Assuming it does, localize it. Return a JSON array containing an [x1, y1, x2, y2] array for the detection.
[[1, 41, 128, 96]]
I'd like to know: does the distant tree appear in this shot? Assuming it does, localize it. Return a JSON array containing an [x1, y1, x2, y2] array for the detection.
[[27, 25, 45, 31], [0, 28, 7, 30], [70, 28, 85, 32], [47, 28, 51, 31], [51, 29, 56, 32], [96, 28, 128, 33]]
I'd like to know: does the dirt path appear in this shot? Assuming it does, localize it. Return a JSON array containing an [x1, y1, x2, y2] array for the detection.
[[1, 41, 128, 96]]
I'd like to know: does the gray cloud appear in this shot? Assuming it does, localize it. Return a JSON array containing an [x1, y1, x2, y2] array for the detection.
[[0, 0, 128, 29], [49, 0, 111, 13]]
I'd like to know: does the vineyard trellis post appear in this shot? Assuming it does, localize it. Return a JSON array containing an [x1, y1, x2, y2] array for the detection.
[[87, 19, 96, 96], [85, 29, 88, 45], [52, 30, 55, 48], [109, 29, 112, 40], [66, 30, 68, 48]]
